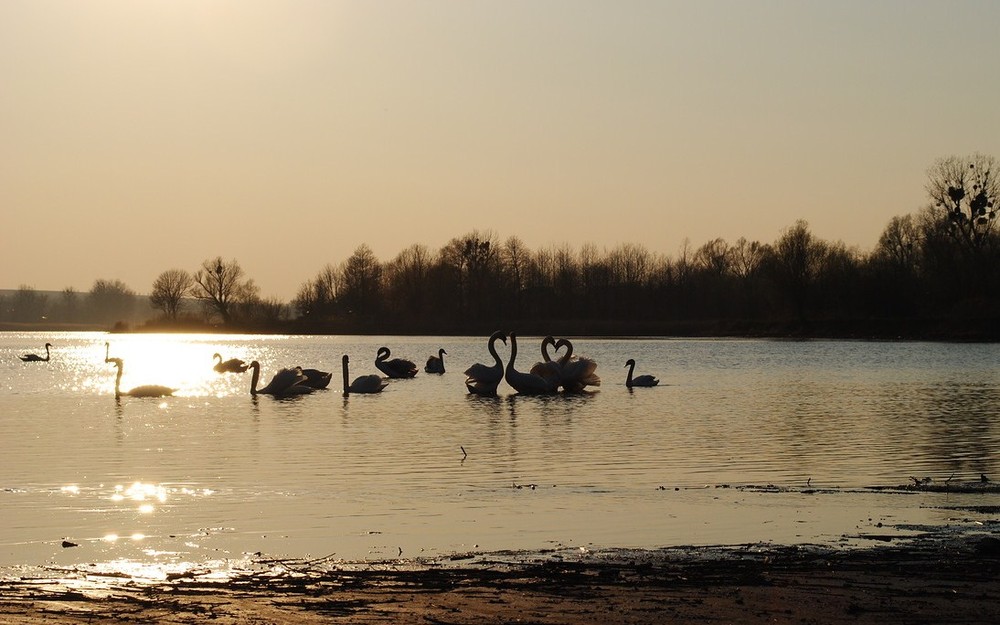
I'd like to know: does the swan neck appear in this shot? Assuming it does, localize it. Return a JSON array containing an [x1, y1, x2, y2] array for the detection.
[[249, 362, 260, 395], [488, 335, 502, 366], [342, 356, 350, 394]]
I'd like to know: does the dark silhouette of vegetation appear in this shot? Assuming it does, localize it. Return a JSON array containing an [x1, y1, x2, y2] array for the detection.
[[4, 154, 1000, 339], [150, 269, 193, 320], [191, 257, 260, 325]]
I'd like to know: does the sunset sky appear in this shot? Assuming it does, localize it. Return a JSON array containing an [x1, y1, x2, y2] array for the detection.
[[3, 0, 999, 301]]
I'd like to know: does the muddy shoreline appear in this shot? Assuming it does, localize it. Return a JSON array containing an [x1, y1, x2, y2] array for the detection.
[[3, 527, 999, 624]]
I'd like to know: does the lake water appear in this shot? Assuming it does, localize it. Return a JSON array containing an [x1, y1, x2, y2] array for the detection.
[[2, 331, 999, 577]]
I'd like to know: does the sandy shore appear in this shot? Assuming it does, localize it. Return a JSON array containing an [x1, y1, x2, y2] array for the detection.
[[2, 529, 999, 625]]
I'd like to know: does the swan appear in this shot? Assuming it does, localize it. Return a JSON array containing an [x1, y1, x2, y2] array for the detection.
[[425, 348, 447, 374], [504, 332, 558, 395], [343, 354, 388, 394], [247, 361, 314, 396], [555, 338, 600, 393], [19, 343, 52, 362], [300, 368, 333, 389], [213, 353, 249, 373], [625, 359, 659, 388], [464, 331, 507, 396], [529, 336, 563, 387], [375, 347, 418, 379], [108, 358, 176, 399]]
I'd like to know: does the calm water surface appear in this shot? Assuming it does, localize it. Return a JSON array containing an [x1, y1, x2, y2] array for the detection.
[[2, 332, 998, 574]]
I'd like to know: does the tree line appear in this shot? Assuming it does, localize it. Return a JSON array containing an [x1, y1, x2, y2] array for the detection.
[[3, 154, 998, 338]]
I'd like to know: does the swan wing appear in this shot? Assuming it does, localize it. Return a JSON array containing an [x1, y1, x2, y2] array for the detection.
[[351, 374, 388, 393], [505, 368, 557, 395], [632, 374, 659, 387], [529, 360, 562, 383], [260, 367, 307, 394], [216, 358, 248, 373], [301, 369, 333, 389], [391, 358, 418, 378]]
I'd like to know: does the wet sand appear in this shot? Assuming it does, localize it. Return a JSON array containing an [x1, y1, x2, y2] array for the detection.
[[2, 530, 999, 625]]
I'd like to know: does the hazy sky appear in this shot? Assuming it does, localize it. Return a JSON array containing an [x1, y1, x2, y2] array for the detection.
[[3, 1, 999, 301]]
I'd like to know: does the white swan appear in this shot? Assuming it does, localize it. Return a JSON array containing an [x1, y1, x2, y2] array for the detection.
[[375, 347, 418, 379], [247, 361, 313, 397], [625, 359, 659, 388], [343, 354, 388, 394], [555, 338, 600, 393], [425, 348, 446, 374], [19, 343, 52, 362], [504, 333, 558, 395], [464, 331, 507, 396], [108, 358, 176, 399], [213, 353, 248, 373]]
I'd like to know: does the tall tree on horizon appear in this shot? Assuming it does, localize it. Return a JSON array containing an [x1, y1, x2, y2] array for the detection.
[[150, 269, 193, 320], [926, 153, 1000, 251], [191, 257, 258, 325]]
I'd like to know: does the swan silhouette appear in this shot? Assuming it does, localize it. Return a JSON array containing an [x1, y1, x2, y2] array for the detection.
[[108, 358, 176, 399], [375, 347, 418, 378], [299, 368, 333, 389], [19, 343, 52, 362], [555, 338, 600, 392], [464, 331, 507, 396], [425, 349, 447, 374], [213, 353, 249, 373], [504, 333, 559, 395], [343, 354, 387, 394], [529, 336, 563, 386], [624, 359, 659, 388], [247, 361, 314, 396]]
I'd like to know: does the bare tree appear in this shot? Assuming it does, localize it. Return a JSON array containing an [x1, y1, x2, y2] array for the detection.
[[293, 264, 340, 319], [501, 236, 530, 290], [150, 269, 193, 320], [439, 231, 500, 317], [384, 244, 432, 319], [608, 242, 650, 287], [694, 238, 732, 276], [767, 220, 826, 320], [926, 153, 999, 250], [874, 215, 920, 270], [339, 244, 383, 317], [191, 257, 259, 325], [730, 237, 765, 280]]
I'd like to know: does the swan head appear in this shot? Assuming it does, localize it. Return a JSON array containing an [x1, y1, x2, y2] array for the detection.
[[376, 347, 391, 361], [625, 359, 636, 367]]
